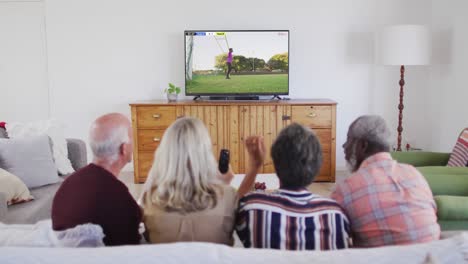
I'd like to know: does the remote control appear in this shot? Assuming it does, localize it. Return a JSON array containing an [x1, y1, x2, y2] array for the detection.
[[218, 149, 230, 174]]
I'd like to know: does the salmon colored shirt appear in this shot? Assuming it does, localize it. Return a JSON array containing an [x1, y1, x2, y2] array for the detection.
[[141, 185, 237, 245], [331, 152, 440, 247]]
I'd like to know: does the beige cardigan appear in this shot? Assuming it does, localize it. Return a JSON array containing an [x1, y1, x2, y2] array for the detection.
[[141, 185, 237, 246]]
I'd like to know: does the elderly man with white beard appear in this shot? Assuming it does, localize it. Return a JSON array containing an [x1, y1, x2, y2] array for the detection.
[[331, 115, 440, 248]]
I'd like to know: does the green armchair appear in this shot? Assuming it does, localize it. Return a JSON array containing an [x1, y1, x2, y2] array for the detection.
[[391, 151, 468, 231]]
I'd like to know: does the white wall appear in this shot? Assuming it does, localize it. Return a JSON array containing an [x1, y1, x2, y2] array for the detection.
[[426, 0, 468, 152], [1, 0, 433, 171], [0, 0, 49, 122]]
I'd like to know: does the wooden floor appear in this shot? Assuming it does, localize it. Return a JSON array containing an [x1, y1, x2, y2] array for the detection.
[[120, 171, 346, 200]]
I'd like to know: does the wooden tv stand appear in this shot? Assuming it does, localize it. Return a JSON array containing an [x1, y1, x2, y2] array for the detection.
[[130, 99, 337, 183]]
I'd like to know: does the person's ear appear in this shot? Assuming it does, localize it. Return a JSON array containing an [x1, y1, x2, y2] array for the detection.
[[355, 139, 368, 160], [359, 140, 368, 153], [119, 143, 126, 156]]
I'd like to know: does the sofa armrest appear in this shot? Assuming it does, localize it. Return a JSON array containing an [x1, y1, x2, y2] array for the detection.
[[435, 195, 468, 221], [66, 138, 87, 171], [391, 151, 451, 167], [0, 192, 7, 221]]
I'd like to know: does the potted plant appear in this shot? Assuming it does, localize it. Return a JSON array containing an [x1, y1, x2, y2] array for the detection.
[[164, 83, 181, 102]]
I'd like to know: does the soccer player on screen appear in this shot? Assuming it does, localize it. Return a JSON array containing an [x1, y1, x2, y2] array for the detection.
[[226, 48, 233, 79]]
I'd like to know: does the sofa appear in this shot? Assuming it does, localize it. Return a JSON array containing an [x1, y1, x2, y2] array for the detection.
[[0, 127, 87, 224], [392, 151, 468, 231], [0, 233, 467, 264]]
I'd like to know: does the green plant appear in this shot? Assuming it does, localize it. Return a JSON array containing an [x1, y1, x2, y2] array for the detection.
[[164, 83, 181, 94]]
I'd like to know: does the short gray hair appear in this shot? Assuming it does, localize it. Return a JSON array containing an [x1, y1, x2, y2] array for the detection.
[[271, 123, 322, 188], [350, 115, 391, 151], [89, 124, 129, 161]]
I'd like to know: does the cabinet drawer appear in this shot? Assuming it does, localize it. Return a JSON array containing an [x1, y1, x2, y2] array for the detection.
[[137, 130, 165, 151], [137, 106, 176, 129], [292, 106, 332, 128], [138, 152, 154, 182]]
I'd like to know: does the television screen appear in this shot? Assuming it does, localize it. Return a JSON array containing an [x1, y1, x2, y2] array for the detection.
[[185, 30, 289, 96]]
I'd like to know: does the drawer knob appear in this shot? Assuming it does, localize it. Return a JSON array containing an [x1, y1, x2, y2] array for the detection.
[[153, 138, 161, 142], [152, 114, 161, 118], [307, 112, 317, 118]]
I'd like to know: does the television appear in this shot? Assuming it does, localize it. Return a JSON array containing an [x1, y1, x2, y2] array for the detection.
[[185, 30, 289, 98]]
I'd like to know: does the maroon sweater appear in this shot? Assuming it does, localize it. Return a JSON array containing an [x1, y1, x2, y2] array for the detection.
[[52, 164, 142, 246]]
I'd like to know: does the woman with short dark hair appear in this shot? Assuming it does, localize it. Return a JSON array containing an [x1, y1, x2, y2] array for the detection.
[[236, 123, 351, 250]]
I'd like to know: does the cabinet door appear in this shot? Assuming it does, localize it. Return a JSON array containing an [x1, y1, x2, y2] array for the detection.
[[239, 105, 291, 173], [314, 128, 332, 181], [176, 105, 241, 173]]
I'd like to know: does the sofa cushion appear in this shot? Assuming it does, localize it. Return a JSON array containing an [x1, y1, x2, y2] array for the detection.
[[448, 128, 468, 167], [0, 135, 61, 189], [416, 166, 468, 196], [0, 192, 7, 220], [391, 151, 451, 167], [0, 128, 6, 139], [1, 234, 468, 264], [2, 178, 65, 224], [439, 220, 468, 231], [6, 120, 75, 175], [0, 168, 34, 206], [435, 195, 468, 221]]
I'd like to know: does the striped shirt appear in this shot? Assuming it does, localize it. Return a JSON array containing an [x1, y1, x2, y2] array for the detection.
[[331, 152, 440, 247], [235, 189, 351, 250]]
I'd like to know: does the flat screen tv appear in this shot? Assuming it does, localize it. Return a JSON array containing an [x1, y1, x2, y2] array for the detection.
[[185, 30, 289, 97]]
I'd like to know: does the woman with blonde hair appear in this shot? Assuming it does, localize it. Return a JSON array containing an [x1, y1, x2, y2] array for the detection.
[[140, 117, 264, 245]]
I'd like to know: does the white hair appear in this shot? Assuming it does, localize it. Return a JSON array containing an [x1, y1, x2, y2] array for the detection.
[[141, 117, 219, 213], [350, 115, 391, 151], [89, 124, 129, 162]]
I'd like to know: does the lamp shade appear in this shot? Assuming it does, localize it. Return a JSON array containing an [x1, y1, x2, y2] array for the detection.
[[379, 25, 431, 65]]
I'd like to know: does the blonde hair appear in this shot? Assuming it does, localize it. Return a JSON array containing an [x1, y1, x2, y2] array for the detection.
[[141, 117, 219, 213]]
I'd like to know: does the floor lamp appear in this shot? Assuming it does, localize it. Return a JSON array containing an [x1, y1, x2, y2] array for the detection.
[[379, 25, 431, 151]]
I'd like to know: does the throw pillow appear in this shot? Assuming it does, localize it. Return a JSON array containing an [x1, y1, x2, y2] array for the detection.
[[447, 128, 468, 167], [0, 135, 62, 188], [0, 168, 34, 205], [6, 120, 74, 175]]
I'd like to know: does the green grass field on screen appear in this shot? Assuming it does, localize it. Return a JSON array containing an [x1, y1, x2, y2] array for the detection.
[[186, 74, 288, 94]]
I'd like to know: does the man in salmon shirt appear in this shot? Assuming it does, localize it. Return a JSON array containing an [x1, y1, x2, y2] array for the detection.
[[332, 115, 440, 247]]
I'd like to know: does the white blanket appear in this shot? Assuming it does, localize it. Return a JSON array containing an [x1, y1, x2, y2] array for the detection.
[[0, 220, 104, 248], [0, 233, 467, 264]]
